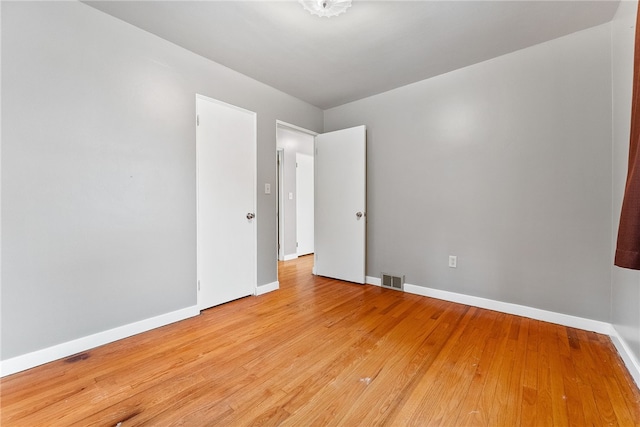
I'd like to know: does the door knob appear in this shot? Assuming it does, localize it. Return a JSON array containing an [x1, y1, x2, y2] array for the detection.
[[356, 211, 363, 219], [246, 213, 255, 220]]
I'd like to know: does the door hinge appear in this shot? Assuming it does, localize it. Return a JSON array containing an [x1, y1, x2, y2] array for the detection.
[[196, 115, 200, 126], [198, 280, 200, 291], [296, 242, 298, 247]]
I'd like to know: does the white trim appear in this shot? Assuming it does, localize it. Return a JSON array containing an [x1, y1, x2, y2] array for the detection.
[[276, 120, 318, 136], [610, 325, 640, 387], [256, 281, 279, 296], [196, 95, 202, 309], [402, 282, 610, 334], [277, 148, 285, 261], [366, 276, 381, 286], [252, 111, 258, 305], [368, 276, 640, 380], [0, 306, 199, 378], [196, 93, 255, 116], [284, 253, 298, 261]]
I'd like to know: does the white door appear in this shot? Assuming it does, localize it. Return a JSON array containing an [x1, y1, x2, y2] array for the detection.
[[196, 95, 256, 309], [296, 153, 314, 256], [314, 125, 366, 284]]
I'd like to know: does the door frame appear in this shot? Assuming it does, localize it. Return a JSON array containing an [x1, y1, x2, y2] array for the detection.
[[196, 94, 258, 309], [277, 148, 285, 261], [275, 120, 317, 268]]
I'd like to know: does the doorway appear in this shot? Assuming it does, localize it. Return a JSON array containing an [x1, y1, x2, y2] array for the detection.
[[275, 121, 316, 262]]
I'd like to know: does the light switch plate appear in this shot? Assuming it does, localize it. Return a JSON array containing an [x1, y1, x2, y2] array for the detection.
[[449, 255, 457, 268], [265, 183, 271, 194]]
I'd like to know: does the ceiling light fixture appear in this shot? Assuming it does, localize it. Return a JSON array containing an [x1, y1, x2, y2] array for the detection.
[[299, 0, 352, 18]]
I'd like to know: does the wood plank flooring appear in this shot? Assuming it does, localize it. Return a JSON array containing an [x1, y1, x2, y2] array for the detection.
[[2, 255, 639, 426]]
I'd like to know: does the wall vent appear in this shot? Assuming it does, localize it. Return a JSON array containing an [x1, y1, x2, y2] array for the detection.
[[381, 273, 404, 291]]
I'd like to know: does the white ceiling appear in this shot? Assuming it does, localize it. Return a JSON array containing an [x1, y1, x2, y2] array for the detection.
[[85, 1, 620, 109]]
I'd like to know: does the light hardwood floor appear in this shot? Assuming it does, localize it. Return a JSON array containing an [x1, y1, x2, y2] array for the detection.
[[2, 255, 639, 426]]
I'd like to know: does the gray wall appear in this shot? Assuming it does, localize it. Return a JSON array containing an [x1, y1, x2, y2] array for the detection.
[[1, 2, 322, 360], [325, 23, 613, 321], [612, 0, 640, 364], [276, 126, 314, 258], [3, 0, 636, 367]]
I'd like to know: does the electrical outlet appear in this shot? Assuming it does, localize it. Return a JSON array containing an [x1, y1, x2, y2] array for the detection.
[[264, 183, 271, 194], [448, 255, 457, 268]]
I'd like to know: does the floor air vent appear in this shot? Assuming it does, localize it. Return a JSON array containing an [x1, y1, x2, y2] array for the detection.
[[381, 273, 404, 291]]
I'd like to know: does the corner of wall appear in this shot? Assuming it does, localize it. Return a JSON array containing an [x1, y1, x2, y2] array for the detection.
[[610, 324, 640, 387], [1, 306, 200, 377]]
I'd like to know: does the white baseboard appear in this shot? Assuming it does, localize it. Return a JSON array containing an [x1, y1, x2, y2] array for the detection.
[[402, 282, 611, 334], [367, 276, 613, 334], [284, 254, 298, 261], [405, 280, 640, 384], [256, 281, 279, 296], [365, 277, 640, 385], [609, 326, 640, 387], [369, 276, 640, 382], [0, 305, 199, 378], [366, 276, 381, 286]]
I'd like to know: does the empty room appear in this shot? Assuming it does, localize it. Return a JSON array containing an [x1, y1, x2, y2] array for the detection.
[[2, 0, 640, 425]]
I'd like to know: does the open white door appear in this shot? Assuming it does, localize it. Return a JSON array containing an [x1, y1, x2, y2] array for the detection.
[[196, 95, 256, 309], [314, 125, 366, 284]]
